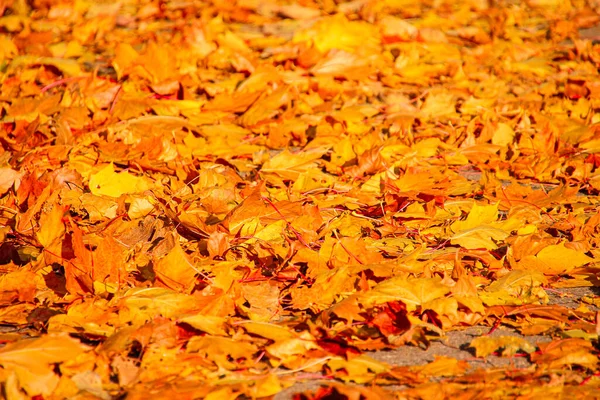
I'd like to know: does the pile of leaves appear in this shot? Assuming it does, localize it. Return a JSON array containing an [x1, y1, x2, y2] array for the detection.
[[1, 0, 600, 398]]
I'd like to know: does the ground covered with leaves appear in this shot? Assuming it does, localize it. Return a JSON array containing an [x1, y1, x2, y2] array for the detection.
[[1, 0, 600, 398]]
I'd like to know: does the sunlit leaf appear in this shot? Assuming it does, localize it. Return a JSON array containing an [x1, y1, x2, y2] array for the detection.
[[0, 334, 88, 396], [469, 336, 536, 358], [2, 1, 600, 398], [516, 243, 593, 275], [89, 163, 152, 198]]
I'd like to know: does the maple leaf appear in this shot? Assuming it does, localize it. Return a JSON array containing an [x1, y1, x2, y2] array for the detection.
[[36, 204, 66, 248], [326, 355, 389, 384], [0, 334, 88, 396], [261, 148, 328, 181], [515, 242, 593, 275], [450, 226, 510, 250], [293, 14, 380, 53], [153, 241, 198, 291], [355, 276, 451, 312], [531, 338, 598, 369], [367, 301, 411, 336], [450, 202, 511, 250], [469, 336, 537, 358], [480, 270, 548, 306], [239, 321, 321, 369], [2, 0, 600, 398], [88, 163, 153, 198], [91, 236, 127, 293], [0, 268, 36, 303], [413, 356, 469, 378], [0, 167, 21, 195]]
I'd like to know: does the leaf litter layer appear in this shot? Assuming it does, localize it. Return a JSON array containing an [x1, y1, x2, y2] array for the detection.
[[1, 0, 600, 398]]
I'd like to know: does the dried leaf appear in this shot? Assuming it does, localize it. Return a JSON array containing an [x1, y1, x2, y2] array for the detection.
[[153, 242, 197, 291], [2, 1, 600, 398], [516, 242, 593, 275], [469, 336, 537, 358], [89, 163, 152, 198], [0, 334, 87, 396]]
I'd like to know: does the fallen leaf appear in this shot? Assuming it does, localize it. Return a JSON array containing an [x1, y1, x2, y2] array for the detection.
[[0, 334, 87, 396], [516, 243, 593, 275], [469, 336, 537, 357], [88, 163, 152, 198]]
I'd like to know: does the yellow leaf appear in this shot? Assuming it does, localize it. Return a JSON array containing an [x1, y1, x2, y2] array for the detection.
[[217, 30, 251, 54], [112, 43, 139, 79], [459, 97, 495, 115], [481, 270, 548, 306], [361, 276, 450, 311], [331, 138, 356, 166], [9, 55, 83, 76], [261, 148, 328, 180], [0, 35, 18, 62], [510, 58, 553, 77], [516, 242, 593, 275], [205, 388, 237, 400], [421, 92, 456, 119], [293, 14, 380, 53], [251, 219, 287, 244], [415, 356, 469, 377], [422, 297, 459, 327], [88, 163, 152, 198], [450, 226, 509, 250], [450, 202, 509, 249], [186, 336, 258, 370], [120, 287, 207, 319], [327, 355, 389, 384], [492, 123, 515, 146], [240, 321, 295, 341], [469, 336, 536, 358], [291, 169, 335, 192], [236, 322, 320, 369], [517, 224, 537, 235], [488, 270, 548, 292], [127, 195, 155, 219], [452, 202, 499, 232], [80, 193, 118, 222], [248, 374, 286, 398]]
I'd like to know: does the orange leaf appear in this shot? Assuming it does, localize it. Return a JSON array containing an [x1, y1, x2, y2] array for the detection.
[[0, 334, 87, 396], [154, 241, 197, 291], [92, 236, 127, 292]]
